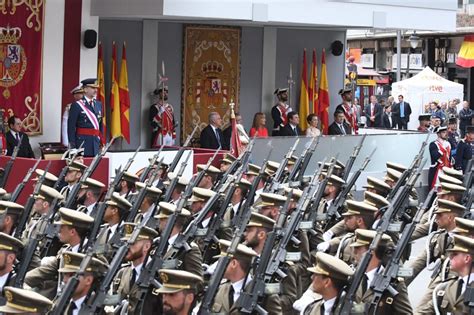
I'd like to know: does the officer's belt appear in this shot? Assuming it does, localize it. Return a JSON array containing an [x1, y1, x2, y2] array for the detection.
[[77, 128, 100, 136]]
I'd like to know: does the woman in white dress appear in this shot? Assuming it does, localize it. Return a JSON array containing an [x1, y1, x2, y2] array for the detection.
[[305, 113, 321, 137]]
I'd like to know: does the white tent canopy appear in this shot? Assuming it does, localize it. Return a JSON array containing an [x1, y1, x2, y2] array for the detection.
[[391, 67, 464, 130]]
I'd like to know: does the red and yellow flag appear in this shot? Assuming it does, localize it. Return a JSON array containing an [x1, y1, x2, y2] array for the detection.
[[298, 49, 309, 131], [119, 42, 131, 143], [97, 42, 107, 145], [318, 49, 330, 135], [309, 49, 319, 115], [110, 42, 122, 139], [456, 35, 474, 68]]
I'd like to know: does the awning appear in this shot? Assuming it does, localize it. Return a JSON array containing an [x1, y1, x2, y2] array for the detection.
[[456, 35, 474, 68]]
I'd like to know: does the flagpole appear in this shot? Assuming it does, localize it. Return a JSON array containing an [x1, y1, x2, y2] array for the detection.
[[287, 64, 294, 108]]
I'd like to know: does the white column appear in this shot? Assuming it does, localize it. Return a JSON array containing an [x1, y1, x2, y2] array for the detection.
[[261, 26, 277, 130], [141, 20, 159, 148], [80, 0, 99, 80]]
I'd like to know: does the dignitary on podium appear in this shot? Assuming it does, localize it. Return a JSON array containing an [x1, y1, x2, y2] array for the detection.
[[5, 116, 34, 158]]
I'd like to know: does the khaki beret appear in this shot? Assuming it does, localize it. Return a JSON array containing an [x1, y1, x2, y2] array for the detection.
[[135, 182, 163, 198], [215, 239, 258, 263], [307, 252, 353, 282], [350, 229, 391, 248], [438, 182, 466, 195], [54, 208, 94, 229], [67, 160, 87, 172], [283, 187, 304, 201], [438, 173, 463, 186], [320, 173, 345, 187], [384, 168, 402, 182], [364, 176, 391, 196], [453, 217, 474, 236], [36, 185, 64, 203], [247, 212, 275, 229], [58, 251, 108, 275], [106, 192, 132, 211], [33, 169, 59, 187], [189, 187, 216, 202], [245, 163, 261, 176], [155, 202, 191, 219], [121, 223, 158, 241], [0, 201, 24, 216], [0, 287, 52, 314], [0, 232, 23, 254], [386, 162, 407, 173], [197, 164, 221, 175], [433, 199, 466, 215], [156, 269, 203, 294], [447, 234, 474, 255], [442, 167, 463, 181], [342, 200, 378, 217], [81, 178, 105, 190], [166, 172, 190, 187], [122, 171, 139, 183], [363, 191, 389, 209], [254, 192, 287, 208]]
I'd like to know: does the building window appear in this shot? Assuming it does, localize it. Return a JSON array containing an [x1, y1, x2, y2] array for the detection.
[[459, 0, 463, 7]]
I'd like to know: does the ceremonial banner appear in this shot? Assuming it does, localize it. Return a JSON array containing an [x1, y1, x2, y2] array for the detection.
[[298, 49, 309, 131], [119, 42, 131, 143], [318, 49, 330, 135], [0, 1, 44, 135], [182, 25, 241, 144]]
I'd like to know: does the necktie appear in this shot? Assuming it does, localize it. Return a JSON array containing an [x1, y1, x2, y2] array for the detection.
[[130, 269, 137, 288], [293, 127, 298, 136], [400, 102, 405, 118], [456, 278, 464, 300], [339, 124, 346, 135], [229, 285, 235, 306], [215, 129, 221, 147], [15, 133, 19, 142], [67, 301, 76, 315], [371, 104, 374, 116], [362, 275, 368, 293]]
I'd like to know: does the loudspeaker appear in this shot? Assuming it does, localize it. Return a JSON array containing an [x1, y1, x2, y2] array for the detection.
[[331, 40, 344, 56], [83, 30, 97, 49]]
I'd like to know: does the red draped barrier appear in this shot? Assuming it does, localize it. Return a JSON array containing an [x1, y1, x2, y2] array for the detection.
[[0, 156, 109, 204]]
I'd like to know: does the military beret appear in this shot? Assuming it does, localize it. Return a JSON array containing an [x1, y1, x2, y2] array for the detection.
[[215, 239, 258, 263], [342, 200, 378, 217], [350, 229, 391, 248], [155, 202, 191, 219], [447, 234, 474, 255], [438, 182, 466, 195], [122, 171, 139, 183], [236, 178, 252, 189], [106, 192, 132, 211], [166, 172, 190, 187], [363, 176, 391, 196], [33, 169, 59, 187], [338, 87, 352, 95], [135, 182, 163, 198], [70, 84, 84, 94], [81, 78, 99, 88], [433, 199, 466, 215], [307, 252, 353, 282], [247, 212, 275, 229], [196, 164, 221, 175], [442, 167, 463, 181], [386, 162, 407, 173], [67, 160, 87, 172], [245, 163, 261, 176], [147, 158, 169, 170], [189, 187, 216, 203], [384, 168, 402, 182], [274, 88, 288, 95], [363, 191, 389, 209], [220, 153, 237, 165], [36, 185, 64, 203], [156, 269, 203, 294], [453, 217, 474, 236], [253, 192, 287, 208], [54, 208, 94, 229], [58, 251, 108, 275], [438, 173, 463, 185], [0, 232, 23, 254], [121, 223, 158, 241], [320, 173, 345, 187], [265, 161, 280, 176], [287, 155, 298, 166], [0, 287, 52, 314], [283, 187, 303, 201], [0, 201, 24, 216], [81, 178, 105, 190]]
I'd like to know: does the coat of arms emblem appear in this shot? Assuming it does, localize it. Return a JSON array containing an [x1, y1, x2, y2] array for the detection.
[[0, 26, 27, 99]]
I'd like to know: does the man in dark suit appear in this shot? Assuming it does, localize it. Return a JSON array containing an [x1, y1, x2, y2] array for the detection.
[[200, 112, 224, 149], [364, 95, 383, 127], [279, 111, 302, 136], [392, 94, 412, 130], [67, 78, 103, 157], [328, 110, 352, 135], [5, 116, 34, 158], [382, 104, 395, 129]]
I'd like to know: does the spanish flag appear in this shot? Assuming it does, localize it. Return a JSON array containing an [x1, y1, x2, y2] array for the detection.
[[298, 49, 309, 131], [110, 42, 122, 139], [119, 42, 131, 143], [309, 49, 319, 115], [97, 42, 107, 145], [456, 35, 474, 68], [318, 49, 330, 135]]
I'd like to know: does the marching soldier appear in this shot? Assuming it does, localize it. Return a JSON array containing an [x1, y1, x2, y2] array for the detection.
[[350, 229, 413, 314], [0, 201, 25, 235], [156, 269, 203, 315], [271, 88, 292, 136], [115, 171, 139, 197], [164, 172, 190, 204], [0, 287, 52, 314], [112, 223, 159, 314], [196, 164, 221, 189], [303, 252, 354, 315], [155, 202, 203, 276], [33, 168, 59, 188], [24, 208, 94, 299], [57, 251, 108, 313], [67, 78, 104, 157], [211, 239, 282, 314], [75, 177, 105, 217], [134, 181, 162, 226], [60, 160, 87, 199], [149, 87, 177, 147], [0, 233, 24, 297]]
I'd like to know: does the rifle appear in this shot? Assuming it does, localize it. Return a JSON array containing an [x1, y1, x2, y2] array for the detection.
[[323, 149, 376, 231], [112, 146, 140, 192], [63, 137, 116, 209], [0, 139, 20, 188], [168, 125, 198, 173], [139, 143, 165, 183], [199, 156, 270, 314], [266, 139, 300, 193], [342, 134, 366, 181], [54, 143, 84, 190], [338, 159, 425, 315], [235, 192, 294, 314], [288, 137, 318, 183], [162, 151, 192, 202], [14, 194, 63, 287], [9, 158, 41, 202], [387, 133, 428, 201], [13, 161, 51, 240]]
